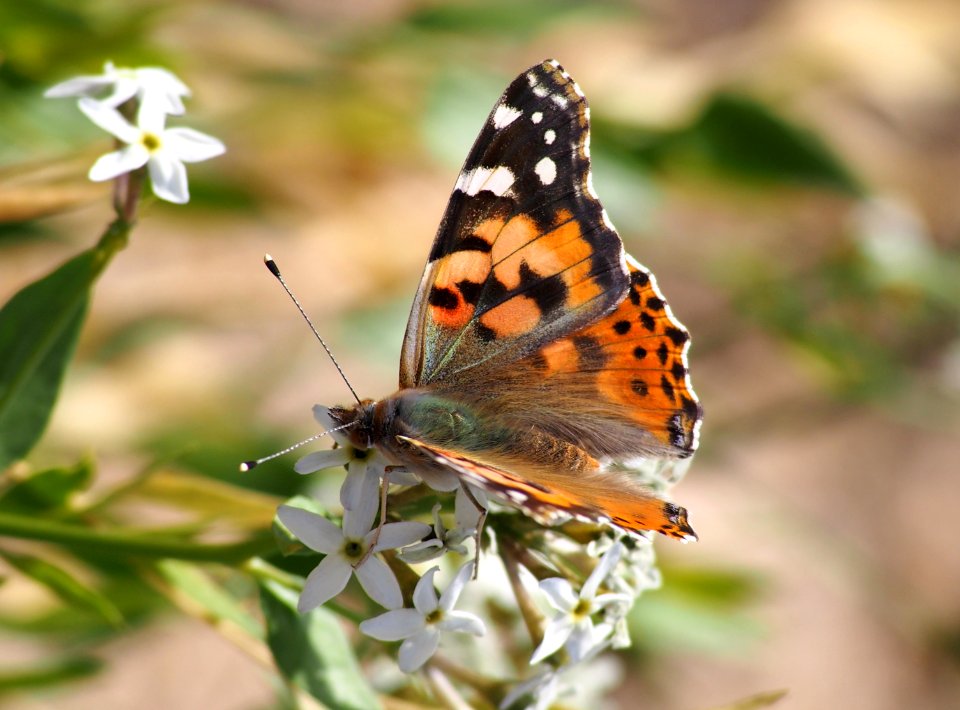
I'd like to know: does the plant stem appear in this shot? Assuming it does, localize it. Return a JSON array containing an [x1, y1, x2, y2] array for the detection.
[[499, 536, 545, 649]]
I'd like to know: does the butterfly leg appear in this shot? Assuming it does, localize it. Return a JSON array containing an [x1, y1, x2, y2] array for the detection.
[[355, 466, 394, 569], [459, 483, 488, 579]]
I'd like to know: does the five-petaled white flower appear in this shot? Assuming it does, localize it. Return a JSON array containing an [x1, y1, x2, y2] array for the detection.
[[398, 485, 487, 564], [530, 541, 631, 665], [45, 61, 190, 115], [79, 98, 224, 204], [296, 405, 418, 511], [360, 562, 486, 673], [277, 497, 429, 613]]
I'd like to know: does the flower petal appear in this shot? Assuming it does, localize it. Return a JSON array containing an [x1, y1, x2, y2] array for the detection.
[[499, 669, 558, 710], [294, 448, 350, 474], [341, 460, 377, 512], [581, 541, 623, 600], [359, 608, 424, 641], [413, 567, 440, 616], [355, 554, 402, 609], [397, 540, 444, 564], [438, 610, 486, 636], [78, 99, 140, 143], [147, 153, 189, 203], [455, 485, 487, 531], [529, 615, 574, 665], [276, 505, 342, 554], [538, 577, 577, 613], [398, 628, 440, 673], [372, 521, 431, 552], [298, 554, 351, 613], [88, 145, 149, 182], [44, 75, 114, 98], [438, 561, 474, 612], [312, 404, 339, 432], [164, 127, 226, 162], [565, 619, 595, 663], [415, 467, 460, 492], [592, 592, 632, 610], [135, 93, 169, 134], [342, 478, 378, 539]]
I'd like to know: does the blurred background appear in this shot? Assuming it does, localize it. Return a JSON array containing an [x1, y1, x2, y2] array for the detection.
[[2, 0, 959, 708]]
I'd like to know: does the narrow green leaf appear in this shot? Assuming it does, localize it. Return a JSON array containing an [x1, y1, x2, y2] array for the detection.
[[260, 579, 381, 710], [0, 655, 102, 693], [0, 549, 123, 627], [0, 457, 94, 513], [0, 248, 103, 469], [156, 560, 262, 638]]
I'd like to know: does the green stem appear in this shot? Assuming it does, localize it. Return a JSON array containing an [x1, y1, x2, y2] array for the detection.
[[0, 512, 274, 564]]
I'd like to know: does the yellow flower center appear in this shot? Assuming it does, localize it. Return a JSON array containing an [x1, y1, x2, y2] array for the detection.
[[141, 132, 162, 152], [572, 598, 593, 620], [342, 539, 366, 562]]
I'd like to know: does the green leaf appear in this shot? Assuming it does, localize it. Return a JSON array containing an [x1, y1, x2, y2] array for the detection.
[[0, 457, 94, 513], [0, 549, 123, 627], [259, 579, 381, 710], [0, 655, 102, 694], [678, 93, 864, 194], [156, 560, 262, 638], [0, 247, 104, 469], [593, 94, 864, 195]]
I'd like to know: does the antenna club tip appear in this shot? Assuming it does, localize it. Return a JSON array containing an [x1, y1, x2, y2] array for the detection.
[[263, 255, 281, 277], [239, 460, 258, 472]]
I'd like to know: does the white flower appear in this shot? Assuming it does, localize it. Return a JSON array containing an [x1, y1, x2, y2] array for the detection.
[[398, 502, 470, 563], [277, 497, 429, 612], [360, 562, 486, 673], [529, 542, 631, 665], [499, 668, 560, 710], [296, 405, 418, 511], [45, 61, 190, 114], [79, 98, 224, 204]]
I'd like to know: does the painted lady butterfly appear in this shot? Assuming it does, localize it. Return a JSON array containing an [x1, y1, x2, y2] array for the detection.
[[328, 60, 702, 540]]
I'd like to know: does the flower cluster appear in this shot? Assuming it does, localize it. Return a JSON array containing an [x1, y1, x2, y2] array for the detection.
[[272, 405, 686, 707], [46, 61, 225, 204]]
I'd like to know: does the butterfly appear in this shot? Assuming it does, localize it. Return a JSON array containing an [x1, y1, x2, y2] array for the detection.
[[327, 60, 702, 541]]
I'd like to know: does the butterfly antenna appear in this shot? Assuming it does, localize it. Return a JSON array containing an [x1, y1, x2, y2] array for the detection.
[[239, 421, 356, 472], [262, 254, 361, 405]]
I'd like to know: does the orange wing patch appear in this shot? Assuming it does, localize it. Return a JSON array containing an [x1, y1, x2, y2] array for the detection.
[[519, 255, 702, 457], [398, 435, 697, 541], [582, 255, 701, 453]]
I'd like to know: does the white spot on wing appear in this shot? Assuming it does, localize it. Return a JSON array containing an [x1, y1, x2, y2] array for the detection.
[[544, 129, 556, 145], [531, 111, 543, 124], [532, 84, 548, 98], [492, 103, 522, 129], [456, 165, 516, 196], [550, 93, 568, 108], [535, 157, 557, 185]]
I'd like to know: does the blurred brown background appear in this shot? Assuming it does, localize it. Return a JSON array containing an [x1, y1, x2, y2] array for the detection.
[[1, 1, 959, 708]]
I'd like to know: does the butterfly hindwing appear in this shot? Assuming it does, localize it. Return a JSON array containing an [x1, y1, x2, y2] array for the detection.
[[400, 60, 629, 388], [398, 435, 697, 540]]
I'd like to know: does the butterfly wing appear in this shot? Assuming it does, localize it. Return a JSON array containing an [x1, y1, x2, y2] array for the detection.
[[398, 435, 696, 540], [400, 60, 629, 387]]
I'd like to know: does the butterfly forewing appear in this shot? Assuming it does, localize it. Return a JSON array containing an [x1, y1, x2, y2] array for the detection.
[[400, 60, 629, 388], [381, 60, 701, 542]]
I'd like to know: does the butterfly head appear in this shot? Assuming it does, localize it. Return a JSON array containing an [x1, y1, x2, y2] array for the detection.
[[327, 399, 380, 450]]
